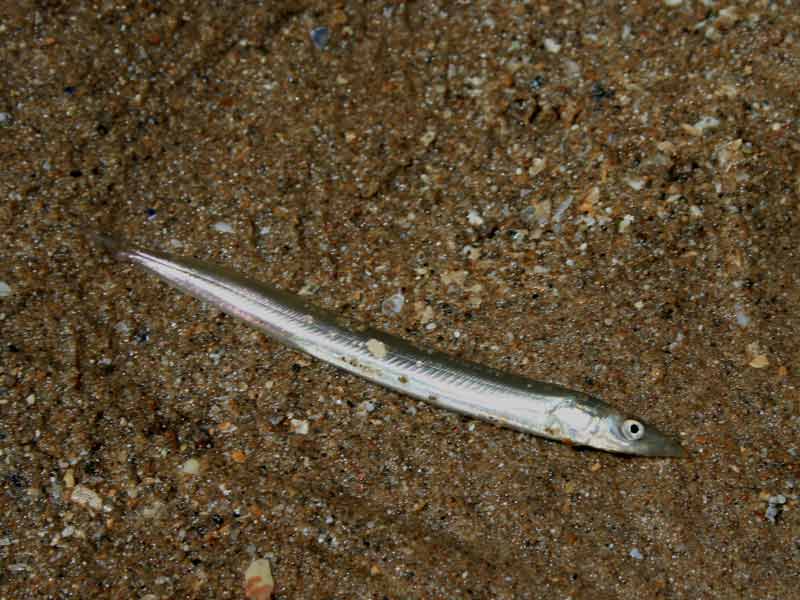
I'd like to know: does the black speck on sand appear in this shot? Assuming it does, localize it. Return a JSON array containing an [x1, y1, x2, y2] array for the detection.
[[1, 2, 798, 598]]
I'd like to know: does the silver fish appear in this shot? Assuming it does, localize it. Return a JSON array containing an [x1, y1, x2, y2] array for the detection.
[[92, 234, 684, 457]]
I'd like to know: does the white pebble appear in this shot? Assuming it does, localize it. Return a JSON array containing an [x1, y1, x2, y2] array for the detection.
[[0, 281, 10, 298], [381, 293, 405, 316], [357, 400, 376, 414], [290, 419, 309, 435], [629, 548, 644, 560], [625, 177, 646, 191], [553, 196, 573, 223], [693, 116, 720, 132], [70, 485, 103, 511], [366, 338, 388, 359], [734, 304, 750, 327], [244, 558, 274, 599], [180, 458, 201, 475], [544, 38, 562, 53], [213, 221, 235, 234], [467, 209, 484, 226], [618, 214, 635, 233]]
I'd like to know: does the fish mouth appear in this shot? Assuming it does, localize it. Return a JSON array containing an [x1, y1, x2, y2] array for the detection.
[[637, 430, 687, 458]]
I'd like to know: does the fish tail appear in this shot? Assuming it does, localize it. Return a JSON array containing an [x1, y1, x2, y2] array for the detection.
[[82, 228, 137, 260]]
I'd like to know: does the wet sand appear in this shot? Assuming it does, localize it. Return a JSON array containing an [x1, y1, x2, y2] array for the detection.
[[1, 1, 798, 598]]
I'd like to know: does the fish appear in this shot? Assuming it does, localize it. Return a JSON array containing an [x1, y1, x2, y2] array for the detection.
[[90, 233, 685, 457]]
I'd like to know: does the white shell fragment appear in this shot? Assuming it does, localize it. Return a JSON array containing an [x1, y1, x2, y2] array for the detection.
[[244, 558, 274, 600]]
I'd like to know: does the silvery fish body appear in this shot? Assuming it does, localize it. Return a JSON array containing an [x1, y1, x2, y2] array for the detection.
[[95, 235, 684, 457]]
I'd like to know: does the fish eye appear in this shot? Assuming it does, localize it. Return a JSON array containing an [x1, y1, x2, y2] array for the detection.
[[622, 419, 645, 441]]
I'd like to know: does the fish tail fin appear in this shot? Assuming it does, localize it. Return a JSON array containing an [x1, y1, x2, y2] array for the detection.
[[82, 228, 137, 260]]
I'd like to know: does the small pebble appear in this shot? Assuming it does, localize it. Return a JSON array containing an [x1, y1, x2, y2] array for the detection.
[[734, 304, 750, 327], [180, 458, 201, 475], [0, 281, 11, 297], [289, 419, 309, 435], [244, 558, 274, 600], [766, 495, 787, 524], [310, 26, 330, 50], [381, 293, 405, 316], [693, 116, 720, 132], [70, 484, 103, 511], [618, 214, 635, 233], [0, 112, 12, 126], [629, 548, 644, 560], [625, 177, 646, 191], [366, 338, 388, 359], [529, 157, 546, 176], [544, 38, 562, 53], [357, 400, 376, 415], [213, 221, 234, 234], [552, 196, 573, 223], [749, 355, 769, 369], [467, 209, 484, 226]]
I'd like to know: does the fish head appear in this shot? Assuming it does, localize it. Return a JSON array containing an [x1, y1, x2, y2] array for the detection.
[[591, 412, 685, 457]]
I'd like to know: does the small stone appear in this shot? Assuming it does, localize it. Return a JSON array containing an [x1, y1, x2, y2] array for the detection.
[[180, 458, 201, 475], [420, 128, 437, 147], [63, 468, 75, 488], [310, 26, 330, 50], [381, 293, 405, 316], [531, 199, 552, 225], [544, 38, 561, 53], [0, 112, 12, 126], [213, 222, 234, 234], [629, 548, 644, 560], [357, 400, 376, 415], [231, 450, 247, 463], [0, 281, 11, 297], [70, 485, 103, 511], [734, 304, 750, 327], [244, 558, 274, 600], [625, 177, 646, 191], [529, 158, 546, 176], [552, 196, 573, 223], [25, 393, 35, 405], [693, 116, 720, 132], [467, 209, 484, 226], [618, 214, 635, 233], [749, 355, 769, 369], [366, 338, 387, 359], [289, 419, 309, 435]]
